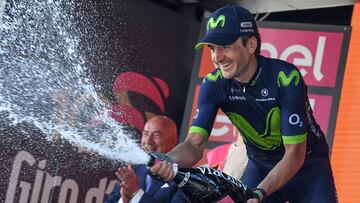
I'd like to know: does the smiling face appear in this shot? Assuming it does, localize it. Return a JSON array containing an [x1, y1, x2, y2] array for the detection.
[[209, 36, 258, 82], [141, 116, 177, 153]]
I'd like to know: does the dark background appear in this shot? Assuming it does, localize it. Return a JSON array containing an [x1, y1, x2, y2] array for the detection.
[[149, 0, 353, 26]]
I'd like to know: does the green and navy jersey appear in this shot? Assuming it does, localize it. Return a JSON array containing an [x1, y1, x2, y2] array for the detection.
[[190, 55, 329, 164]]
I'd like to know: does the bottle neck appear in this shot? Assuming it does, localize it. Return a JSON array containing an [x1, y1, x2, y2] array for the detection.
[[173, 163, 178, 175]]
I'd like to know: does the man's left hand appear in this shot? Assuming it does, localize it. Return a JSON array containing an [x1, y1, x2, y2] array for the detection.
[[116, 165, 140, 199]]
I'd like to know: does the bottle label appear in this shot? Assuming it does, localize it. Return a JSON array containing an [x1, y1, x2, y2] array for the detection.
[[178, 171, 190, 187], [197, 166, 248, 190], [217, 195, 235, 203]]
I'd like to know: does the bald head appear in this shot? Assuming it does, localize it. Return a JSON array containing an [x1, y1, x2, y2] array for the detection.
[[141, 115, 178, 153]]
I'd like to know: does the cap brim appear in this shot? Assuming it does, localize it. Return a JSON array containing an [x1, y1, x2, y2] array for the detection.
[[195, 33, 239, 50]]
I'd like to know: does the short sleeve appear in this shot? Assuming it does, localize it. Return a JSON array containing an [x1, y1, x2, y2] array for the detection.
[[189, 77, 219, 140], [278, 68, 308, 144]]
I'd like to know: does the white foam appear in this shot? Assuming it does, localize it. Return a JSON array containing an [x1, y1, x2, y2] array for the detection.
[[0, 0, 149, 165]]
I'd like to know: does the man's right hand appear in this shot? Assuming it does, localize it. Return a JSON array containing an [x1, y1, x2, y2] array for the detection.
[[149, 132, 208, 181], [120, 188, 131, 203], [150, 161, 175, 182]]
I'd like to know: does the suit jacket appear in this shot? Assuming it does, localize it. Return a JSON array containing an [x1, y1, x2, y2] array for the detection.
[[104, 165, 187, 203]]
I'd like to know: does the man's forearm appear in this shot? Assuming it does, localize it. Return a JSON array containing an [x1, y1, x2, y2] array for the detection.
[[257, 154, 303, 196], [257, 141, 306, 197], [166, 133, 207, 167], [166, 141, 204, 167]]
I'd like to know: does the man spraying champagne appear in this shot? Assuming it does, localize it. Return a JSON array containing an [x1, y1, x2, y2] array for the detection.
[[150, 5, 337, 203], [147, 152, 253, 203]]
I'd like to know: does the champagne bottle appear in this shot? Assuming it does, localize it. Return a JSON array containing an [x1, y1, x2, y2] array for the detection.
[[147, 152, 253, 203]]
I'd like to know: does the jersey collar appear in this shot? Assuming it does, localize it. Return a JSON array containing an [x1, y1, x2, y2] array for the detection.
[[234, 55, 263, 87]]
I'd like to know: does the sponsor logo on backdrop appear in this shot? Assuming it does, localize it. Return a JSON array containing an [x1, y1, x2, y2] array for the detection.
[[209, 111, 239, 142], [190, 87, 238, 142], [53, 72, 170, 132], [5, 151, 115, 203], [112, 72, 170, 131], [211, 114, 233, 137], [198, 30, 343, 87], [260, 28, 343, 87]]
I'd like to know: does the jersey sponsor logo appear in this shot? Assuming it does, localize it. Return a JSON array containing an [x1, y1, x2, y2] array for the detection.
[[229, 96, 246, 101], [207, 15, 225, 30], [277, 70, 300, 87], [230, 88, 243, 94], [255, 88, 275, 102], [288, 113, 303, 127], [194, 109, 199, 119], [255, 98, 275, 102], [305, 101, 322, 138], [205, 69, 222, 82], [261, 88, 268, 97], [226, 107, 282, 150]]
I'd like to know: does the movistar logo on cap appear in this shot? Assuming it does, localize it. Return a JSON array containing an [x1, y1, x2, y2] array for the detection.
[[207, 15, 226, 30]]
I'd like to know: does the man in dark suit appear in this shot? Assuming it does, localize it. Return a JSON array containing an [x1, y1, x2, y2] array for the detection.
[[105, 116, 187, 203]]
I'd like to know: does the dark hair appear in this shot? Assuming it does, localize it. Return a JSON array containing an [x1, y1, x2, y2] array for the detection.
[[240, 33, 262, 55]]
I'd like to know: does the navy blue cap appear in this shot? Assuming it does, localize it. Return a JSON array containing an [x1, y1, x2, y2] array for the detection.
[[195, 5, 258, 49]]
